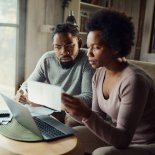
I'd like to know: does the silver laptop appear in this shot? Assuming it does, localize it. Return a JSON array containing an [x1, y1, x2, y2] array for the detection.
[[1, 93, 74, 141]]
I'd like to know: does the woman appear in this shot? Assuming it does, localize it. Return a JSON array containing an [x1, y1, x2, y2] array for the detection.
[[62, 9, 155, 155]]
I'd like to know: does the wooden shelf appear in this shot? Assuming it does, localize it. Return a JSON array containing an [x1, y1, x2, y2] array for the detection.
[[80, 1, 107, 32], [80, 2, 105, 11], [64, 0, 108, 46], [80, 32, 87, 35]]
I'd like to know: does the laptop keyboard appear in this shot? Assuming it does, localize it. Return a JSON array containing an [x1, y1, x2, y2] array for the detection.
[[33, 117, 65, 138]]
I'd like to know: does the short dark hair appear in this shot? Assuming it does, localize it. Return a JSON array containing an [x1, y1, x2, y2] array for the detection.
[[86, 9, 135, 57], [52, 23, 79, 39]]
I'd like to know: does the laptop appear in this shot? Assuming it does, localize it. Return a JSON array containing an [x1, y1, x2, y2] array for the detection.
[[0, 93, 74, 141]]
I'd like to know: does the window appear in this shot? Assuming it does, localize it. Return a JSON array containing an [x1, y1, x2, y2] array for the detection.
[[0, 0, 26, 97], [140, 0, 155, 62], [150, 10, 155, 53]]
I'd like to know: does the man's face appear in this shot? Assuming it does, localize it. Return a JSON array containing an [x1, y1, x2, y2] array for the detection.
[[53, 32, 79, 68]]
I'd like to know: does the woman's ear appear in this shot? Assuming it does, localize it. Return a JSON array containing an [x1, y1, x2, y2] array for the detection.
[[113, 50, 119, 55], [113, 50, 121, 57], [78, 37, 82, 48]]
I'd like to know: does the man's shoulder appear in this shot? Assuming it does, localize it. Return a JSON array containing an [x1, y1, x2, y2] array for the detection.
[[78, 48, 88, 59], [41, 51, 55, 60], [80, 48, 87, 52], [79, 48, 87, 55], [77, 48, 95, 73]]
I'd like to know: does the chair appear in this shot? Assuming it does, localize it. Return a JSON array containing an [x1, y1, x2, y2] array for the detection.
[[128, 59, 155, 82]]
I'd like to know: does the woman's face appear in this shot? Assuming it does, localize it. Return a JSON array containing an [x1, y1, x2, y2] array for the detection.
[[87, 31, 117, 69]]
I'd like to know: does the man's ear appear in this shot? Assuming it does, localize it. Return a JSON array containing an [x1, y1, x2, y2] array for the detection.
[[78, 37, 82, 48], [52, 43, 54, 50]]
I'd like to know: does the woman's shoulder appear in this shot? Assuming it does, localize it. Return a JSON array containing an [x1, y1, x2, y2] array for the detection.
[[124, 63, 151, 77], [121, 63, 154, 85]]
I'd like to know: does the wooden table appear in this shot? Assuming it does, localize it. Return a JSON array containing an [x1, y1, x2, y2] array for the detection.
[[0, 96, 78, 155], [0, 134, 77, 155]]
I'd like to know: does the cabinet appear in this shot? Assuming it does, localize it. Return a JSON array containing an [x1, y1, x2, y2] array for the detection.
[[64, 0, 111, 46]]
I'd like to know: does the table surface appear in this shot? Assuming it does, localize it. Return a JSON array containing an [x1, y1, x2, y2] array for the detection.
[[0, 133, 77, 155]]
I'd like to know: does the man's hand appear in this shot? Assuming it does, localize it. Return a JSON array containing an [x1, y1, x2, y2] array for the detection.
[[16, 88, 41, 107], [15, 88, 28, 104]]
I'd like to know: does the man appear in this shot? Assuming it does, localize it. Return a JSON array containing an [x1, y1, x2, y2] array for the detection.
[[16, 23, 95, 127]]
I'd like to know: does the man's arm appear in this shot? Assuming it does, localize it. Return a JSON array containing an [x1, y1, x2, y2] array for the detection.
[[75, 59, 95, 107], [16, 53, 47, 102]]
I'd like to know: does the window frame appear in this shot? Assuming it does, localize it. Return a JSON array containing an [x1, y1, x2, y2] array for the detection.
[[0, 0, 27, 95], [15, 0, 27, 92], [140, 0, 155, 62], [149, 10, 155, 53]]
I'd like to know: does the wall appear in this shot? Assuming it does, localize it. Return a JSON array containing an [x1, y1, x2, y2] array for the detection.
[[111, 0, 141, 59], [63, 0, 142, 59], [140, 0, 155, 63], [24, 0, 153, 80], [25, 0, 63, 79]]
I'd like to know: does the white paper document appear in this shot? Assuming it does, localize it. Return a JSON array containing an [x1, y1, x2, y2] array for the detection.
[[28, 81, 61, 111]]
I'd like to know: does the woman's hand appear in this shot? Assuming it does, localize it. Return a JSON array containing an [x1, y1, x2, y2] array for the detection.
[[61, 93, 92, 119]]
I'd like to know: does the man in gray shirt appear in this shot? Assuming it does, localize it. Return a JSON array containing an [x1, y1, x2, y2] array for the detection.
[[16, 23, 95, 127]]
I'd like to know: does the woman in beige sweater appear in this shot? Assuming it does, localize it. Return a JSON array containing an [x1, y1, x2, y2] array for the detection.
[[62, 9, 155, 155]]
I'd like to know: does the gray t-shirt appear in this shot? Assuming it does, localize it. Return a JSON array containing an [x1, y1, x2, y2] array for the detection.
[[22, 49, 95, 106]]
